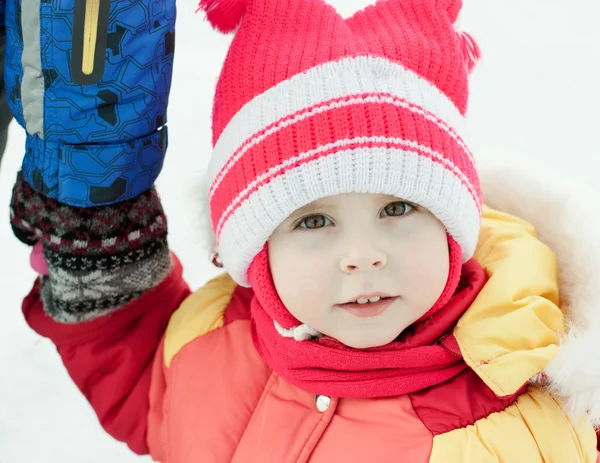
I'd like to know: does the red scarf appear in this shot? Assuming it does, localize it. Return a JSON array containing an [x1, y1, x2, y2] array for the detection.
[[248, 246, 487, 398]]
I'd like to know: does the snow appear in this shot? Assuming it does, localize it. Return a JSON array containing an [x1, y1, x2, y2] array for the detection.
[[1, 0, 599, 461]]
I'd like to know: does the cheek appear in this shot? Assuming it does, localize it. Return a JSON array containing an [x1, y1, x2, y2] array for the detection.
[[392, 231, 450, 302], [420, 250, 450, 297], [269, 243, 331, 319]]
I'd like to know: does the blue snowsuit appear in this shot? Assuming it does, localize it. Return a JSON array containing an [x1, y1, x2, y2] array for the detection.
[[3, 0, 175, 206]]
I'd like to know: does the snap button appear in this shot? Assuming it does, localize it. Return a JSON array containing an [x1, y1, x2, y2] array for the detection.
[[315, 394, 331, 413]]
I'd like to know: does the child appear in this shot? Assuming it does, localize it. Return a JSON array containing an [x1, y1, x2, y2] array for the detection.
[[10, 0, 600, 461]]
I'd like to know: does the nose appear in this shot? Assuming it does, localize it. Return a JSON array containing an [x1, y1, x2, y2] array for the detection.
[[340, 244, 387, 274]]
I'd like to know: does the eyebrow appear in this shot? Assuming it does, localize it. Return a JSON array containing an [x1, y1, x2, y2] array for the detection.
[[288, 202, 332, 220]]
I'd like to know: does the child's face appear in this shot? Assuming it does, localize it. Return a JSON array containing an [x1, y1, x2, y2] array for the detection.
[[268, 193, 450, 349]]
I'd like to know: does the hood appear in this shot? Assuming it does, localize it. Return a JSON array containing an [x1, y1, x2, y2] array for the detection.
[[480, 160, 600, 427]]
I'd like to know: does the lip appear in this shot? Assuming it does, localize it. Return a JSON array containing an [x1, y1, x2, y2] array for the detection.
[[341, 292, 394, 304], [335, 296, 398, 318]]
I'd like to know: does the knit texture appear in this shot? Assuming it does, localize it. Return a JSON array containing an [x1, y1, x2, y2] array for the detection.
[[10, 172, 172, 323], [203, 0, 482, 287]]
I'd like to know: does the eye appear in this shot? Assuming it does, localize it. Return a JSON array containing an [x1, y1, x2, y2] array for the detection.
[[381, 201, 414, 218], [297, 214, 333, 230]]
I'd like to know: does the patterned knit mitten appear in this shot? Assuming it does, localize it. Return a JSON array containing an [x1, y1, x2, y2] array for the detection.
[[10, 172, 172, 323]]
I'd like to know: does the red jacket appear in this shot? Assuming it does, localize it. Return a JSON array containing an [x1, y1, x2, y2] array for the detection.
[[23, 256, 190, 455], [23, 209, 600, 461]]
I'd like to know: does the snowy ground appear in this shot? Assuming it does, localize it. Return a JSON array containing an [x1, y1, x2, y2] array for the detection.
[[1, 0, 599, 461]]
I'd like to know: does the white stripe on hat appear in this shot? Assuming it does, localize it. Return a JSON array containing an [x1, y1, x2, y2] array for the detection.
[[207, 56, 471, 194], [213, 136, 481, 239], [217, 145, 481, 287], [208, 93, 475, 201]]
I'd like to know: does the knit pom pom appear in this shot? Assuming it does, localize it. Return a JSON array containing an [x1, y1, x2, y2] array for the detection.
[[198, 0, 247, 34], [459, 32, 481, 74]]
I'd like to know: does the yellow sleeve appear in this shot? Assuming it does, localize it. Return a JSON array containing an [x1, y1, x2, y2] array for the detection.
[[163, 273, 237, 368], [455, 206, 564, 397], [430, 387, 597, 462]]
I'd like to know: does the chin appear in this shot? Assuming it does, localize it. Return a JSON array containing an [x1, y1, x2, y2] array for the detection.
[[341, 333, 399, 349]]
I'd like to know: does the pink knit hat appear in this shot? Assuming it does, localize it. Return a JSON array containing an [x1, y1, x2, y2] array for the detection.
[[202, 0, 482, 287]]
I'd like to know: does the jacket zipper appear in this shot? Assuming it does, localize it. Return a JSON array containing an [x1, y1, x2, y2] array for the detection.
[[82, 0, 100, 75], [71, 0, 110, 85]]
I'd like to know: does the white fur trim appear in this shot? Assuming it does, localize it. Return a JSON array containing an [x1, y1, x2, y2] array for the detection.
[[480, 159, 600, 427]]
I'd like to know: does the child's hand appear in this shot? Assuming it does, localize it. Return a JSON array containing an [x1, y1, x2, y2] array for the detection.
[[10, 172, 171, 322]]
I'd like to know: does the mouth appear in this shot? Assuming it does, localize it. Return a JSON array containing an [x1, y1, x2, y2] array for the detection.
[[335, 295, 399, 318], [340, 293, 395, 305]]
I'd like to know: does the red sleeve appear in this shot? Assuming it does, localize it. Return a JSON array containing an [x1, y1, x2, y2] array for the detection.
[[23, 254, 191, 455]]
